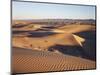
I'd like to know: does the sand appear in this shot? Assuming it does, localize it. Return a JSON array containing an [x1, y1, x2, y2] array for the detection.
[[12, 47, 96, 74], [12, 22, 96, 74]]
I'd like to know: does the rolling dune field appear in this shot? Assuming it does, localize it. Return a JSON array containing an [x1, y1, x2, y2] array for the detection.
[[12, 20, 96, 74]]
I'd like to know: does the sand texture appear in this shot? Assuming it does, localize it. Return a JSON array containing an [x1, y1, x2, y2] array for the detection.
[[12, 47, 96, 74]]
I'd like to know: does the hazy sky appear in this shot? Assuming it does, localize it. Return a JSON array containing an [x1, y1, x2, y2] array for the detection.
[[12, 1, 96, 20]]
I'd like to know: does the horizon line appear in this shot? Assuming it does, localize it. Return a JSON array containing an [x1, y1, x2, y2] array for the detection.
[[12, 18, 96, 20]]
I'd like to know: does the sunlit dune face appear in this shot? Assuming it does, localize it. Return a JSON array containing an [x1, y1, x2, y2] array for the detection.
[[72, 34, 85, 46], [12, 33, 83, 50]]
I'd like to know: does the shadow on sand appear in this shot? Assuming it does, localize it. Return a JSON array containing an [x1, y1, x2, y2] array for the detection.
[[48, 30, 96, 61], [75, 30, 96, 61], [48, 44, 96, 61]]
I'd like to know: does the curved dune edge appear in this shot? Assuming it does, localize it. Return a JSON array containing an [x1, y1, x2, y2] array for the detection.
[[12, 47, 96, 74], [72, 34, 85, 46], [12, 33, 83, 50]]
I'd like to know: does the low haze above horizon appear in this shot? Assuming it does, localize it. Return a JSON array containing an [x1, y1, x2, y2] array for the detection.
[[12, 1, 96, 20]]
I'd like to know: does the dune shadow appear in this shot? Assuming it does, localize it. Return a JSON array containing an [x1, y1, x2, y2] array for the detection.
[[48, 44, 86, 58], [74, 31, 96, 39], [82, 40, 96, 61], [27, 32, 58, 37], [12, 24, 27, 28], [13, 30, 29, 34], [48, 44, 96, 61], [13, 30, 58, 37], [74, 30, 96, 61]]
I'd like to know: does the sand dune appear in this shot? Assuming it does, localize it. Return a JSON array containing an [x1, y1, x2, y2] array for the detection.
[[12, 33, 82, 50], [12, 23, 96, 74], [13, 24, 42, 31], [57, 25, 95, 33], [12, 47, 96, 74], [12, 24, 96, 60]]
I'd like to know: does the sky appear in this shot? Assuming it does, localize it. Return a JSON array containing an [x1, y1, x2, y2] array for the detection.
[[12, 1, 96, 20]]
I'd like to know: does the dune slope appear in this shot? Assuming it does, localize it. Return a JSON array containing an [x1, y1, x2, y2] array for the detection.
[[12, 47, 96, 74]]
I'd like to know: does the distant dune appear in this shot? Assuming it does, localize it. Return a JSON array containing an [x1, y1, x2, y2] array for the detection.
[[57, 25, 95, 33]]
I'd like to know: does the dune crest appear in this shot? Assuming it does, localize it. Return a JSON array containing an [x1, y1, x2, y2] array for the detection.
[[72, 34, 85, 46]]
